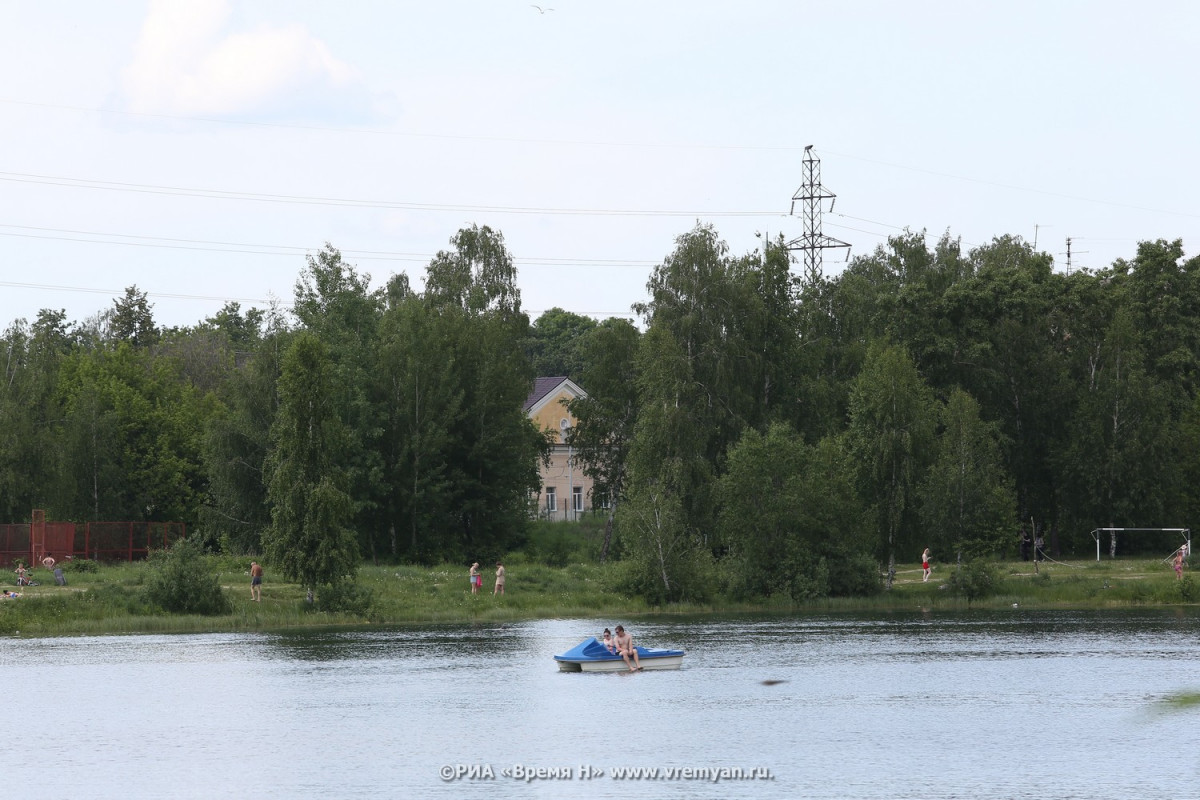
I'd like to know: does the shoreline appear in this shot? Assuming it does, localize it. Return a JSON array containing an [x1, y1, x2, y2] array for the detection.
[[2, 557, 1194, 638]]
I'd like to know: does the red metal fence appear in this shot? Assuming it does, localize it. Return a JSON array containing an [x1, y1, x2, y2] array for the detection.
[[0, 523, 30, 568], [0, 511, 186, 567]]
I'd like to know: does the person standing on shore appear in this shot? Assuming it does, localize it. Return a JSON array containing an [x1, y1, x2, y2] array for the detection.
[[922, 548, 932, 582], [1174, 549, 1184, 580], [493, 562, 505, 596], [469, 562, 480, 594], [250, 561, 263, 601]]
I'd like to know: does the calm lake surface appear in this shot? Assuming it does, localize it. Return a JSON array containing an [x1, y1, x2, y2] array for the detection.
[[5, 610, 1200, 799]]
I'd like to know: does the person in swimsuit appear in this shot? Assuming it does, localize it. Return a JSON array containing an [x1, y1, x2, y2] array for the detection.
[[922, 548, 931, 582], [601, 628, 615, 653], [614, 625, 640, 671], [469, 562, 480, 594], [1174, 550, 1184, 580], [493, 562, 505, 596], [250, 561, 263, 601]]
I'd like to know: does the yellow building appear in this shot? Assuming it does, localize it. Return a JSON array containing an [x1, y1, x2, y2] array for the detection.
[[524, 376, 595, 521]]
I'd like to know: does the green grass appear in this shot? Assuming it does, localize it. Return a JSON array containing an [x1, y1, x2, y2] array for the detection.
[[2, 554, 1196, 637]]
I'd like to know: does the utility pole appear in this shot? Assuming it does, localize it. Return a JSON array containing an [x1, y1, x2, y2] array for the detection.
[[1063, 237, 1088, 275], [786, 145, 850, 286]]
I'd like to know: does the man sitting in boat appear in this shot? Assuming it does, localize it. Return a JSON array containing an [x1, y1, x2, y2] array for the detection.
[[614, 625, 641, 671]]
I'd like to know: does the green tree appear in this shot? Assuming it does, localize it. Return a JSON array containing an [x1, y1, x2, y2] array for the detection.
[[416, 226, 544, 558], [263, 333, 359, 599], [945, 236, 1068, 527], [424, 224, 521, 315], [292, 246, 388, 560], [108, 286, 159, 347], [631, 223, 752, 536], [616, 458, 712, 604], [567, 317, 641, 561], [918, 389, 1016, 562], [1057, 308, 1173, 551], [56, 342, 209, 521], [718, 423, 872, 600], [846, 342, 936, 587], [201, 320, 290, 553], [377, 293, 465, 561], [527, 307, 597, 381]]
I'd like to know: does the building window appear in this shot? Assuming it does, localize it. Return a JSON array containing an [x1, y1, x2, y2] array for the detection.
[[545, 486, 557, 512], [572, 485, 584, 512]]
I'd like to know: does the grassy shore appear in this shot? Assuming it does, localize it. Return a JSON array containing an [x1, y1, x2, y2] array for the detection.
[[1, 554, 1195, 637]]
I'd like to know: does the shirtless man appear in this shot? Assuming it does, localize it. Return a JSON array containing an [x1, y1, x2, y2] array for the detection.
[[613, 625, 640, 671], [250, 561, 263, 601], [42, 554, 56, 572]]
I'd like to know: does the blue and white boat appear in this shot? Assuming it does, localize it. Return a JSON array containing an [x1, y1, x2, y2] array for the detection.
[[554, 637, 685, 672]]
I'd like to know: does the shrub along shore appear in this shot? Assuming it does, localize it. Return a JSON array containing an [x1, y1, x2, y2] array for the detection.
[[1, 553, 1196, 638]]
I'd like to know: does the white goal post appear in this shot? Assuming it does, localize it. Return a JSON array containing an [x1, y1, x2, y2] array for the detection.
[[1088, 527, 1191, 562]]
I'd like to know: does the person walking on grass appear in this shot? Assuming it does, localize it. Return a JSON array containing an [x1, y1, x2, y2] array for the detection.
[[250, 561, 263, 601], [922, 548, 932, 582], [493, 561, 505, 596]]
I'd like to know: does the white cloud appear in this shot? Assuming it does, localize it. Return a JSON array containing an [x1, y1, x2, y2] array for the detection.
[[121, 0, 370, 120]]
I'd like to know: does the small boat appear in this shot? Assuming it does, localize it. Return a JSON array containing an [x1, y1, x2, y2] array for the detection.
[[554, 637, 685, 672]]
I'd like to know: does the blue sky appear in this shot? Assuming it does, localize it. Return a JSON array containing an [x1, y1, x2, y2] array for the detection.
[[1, 1, 1197, 329]]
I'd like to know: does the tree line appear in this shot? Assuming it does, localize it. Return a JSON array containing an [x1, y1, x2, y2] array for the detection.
[[2, 222, 1197, 603]]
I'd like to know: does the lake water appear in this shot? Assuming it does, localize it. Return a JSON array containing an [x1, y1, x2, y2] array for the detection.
[[4, 610, 1200, 799]]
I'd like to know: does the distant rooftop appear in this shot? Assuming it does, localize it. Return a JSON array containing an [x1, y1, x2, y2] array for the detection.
[[524, 376, 570, 412]]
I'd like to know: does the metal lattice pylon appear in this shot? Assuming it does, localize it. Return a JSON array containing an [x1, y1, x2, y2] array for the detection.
[[786, 145, 851, 285]]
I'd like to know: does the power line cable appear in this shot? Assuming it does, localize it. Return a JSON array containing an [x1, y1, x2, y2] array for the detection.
[[0, 275, 638, 319], [0, 170, 783, 218], [6, 97, 1197, 222], [0, 223, 659, 266]]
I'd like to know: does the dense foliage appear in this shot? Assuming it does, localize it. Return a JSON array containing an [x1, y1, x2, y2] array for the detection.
[[144, 537, 231, 615], [2, 222, 1199, 604]]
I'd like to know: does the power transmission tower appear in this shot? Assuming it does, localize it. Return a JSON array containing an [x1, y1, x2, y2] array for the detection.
[[786, 145, 850, 285]]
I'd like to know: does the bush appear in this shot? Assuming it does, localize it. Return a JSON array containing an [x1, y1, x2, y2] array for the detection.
[[1157, 575, 1199, 603], [524, 524, 577, 567], [66, 558, 99, 573], [315, 580, 374, 615], [828, 554, 883, 597], [948, 560, 1000, 603], [144, 539, 231, 615], [522, 520, 607, 566]]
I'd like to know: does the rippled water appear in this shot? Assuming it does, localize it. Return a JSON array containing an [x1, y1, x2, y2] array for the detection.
[[4, 610, 1200, 799]]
